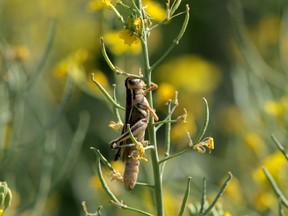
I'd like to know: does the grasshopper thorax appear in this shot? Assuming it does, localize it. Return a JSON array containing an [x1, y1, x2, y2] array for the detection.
[[125, 77, 146, 90]]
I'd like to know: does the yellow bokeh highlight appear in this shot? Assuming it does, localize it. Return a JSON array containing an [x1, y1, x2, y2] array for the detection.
[[254, 191, 276, 212], [6, 45, 30, 61], [163, 188, 180, 215], [222, 177, 243, 204], [53, 49, 88, 85], [156, 82, 176, 103], [143, 0, 166, 21], [253, 151, 287, 184], [87, 0, 116, 11], [244, 132, 266, 156], [263, 96, 288, 118], [156, 55, 221, 95], [257, 16, 281, 47], [104, 31, 141, 55]]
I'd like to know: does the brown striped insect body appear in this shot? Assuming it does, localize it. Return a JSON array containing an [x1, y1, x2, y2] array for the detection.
[[109, 77, 158, 190]]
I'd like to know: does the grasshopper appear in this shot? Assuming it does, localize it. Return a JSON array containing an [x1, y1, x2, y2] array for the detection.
[[109, 77, 158, 190]]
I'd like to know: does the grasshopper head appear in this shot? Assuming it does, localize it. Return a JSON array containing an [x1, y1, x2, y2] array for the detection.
[[125, 77, 146, 89]]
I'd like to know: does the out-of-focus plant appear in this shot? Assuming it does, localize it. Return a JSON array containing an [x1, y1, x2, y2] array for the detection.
[[85, 0, 232, 215], [262, 136, 288, 215], [0, 20, 91, 215], [228, 0, 288, 214], [0, 182, 12, 216]]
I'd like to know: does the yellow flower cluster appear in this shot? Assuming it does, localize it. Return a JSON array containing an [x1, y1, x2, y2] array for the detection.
[[104, 31, 141, 54]]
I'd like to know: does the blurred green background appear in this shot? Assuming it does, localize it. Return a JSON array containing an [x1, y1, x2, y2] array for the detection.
[[1, 0, 288, 215]]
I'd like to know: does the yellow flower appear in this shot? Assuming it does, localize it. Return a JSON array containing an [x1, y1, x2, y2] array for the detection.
[[128, 141, 148, 161], [87, 0, 116, 11], [143, 0, 166, 21], [104, 31, 141, 54], [127, 17, 143, 36], [101, 0, 112, 6], [0, 209, 3, 216], [193, 137, 214, 153], [119, 29, 140, 46]]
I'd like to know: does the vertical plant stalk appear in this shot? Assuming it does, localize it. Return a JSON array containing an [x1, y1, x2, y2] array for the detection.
[[136, 0, 163, 215]]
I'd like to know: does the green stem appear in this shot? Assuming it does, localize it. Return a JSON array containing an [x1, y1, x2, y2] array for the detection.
[[271, 135, 288, 160], [112, 84, 123, 125], [262, 166, 288, 207], [91, 73, 125, 110], [202, 172, 233, 215], [160, 101, 172, 176], [95, 154, 120, 202], [194, 98, 209, 144], [111, 201, 153, 216], [138, 0, 163, 214], [150, 5, 190, 71], [92, 148, 153, 215], [155, 92, 179, 131], [159, 147, 190, 164], [91, 148, 114, 171]]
